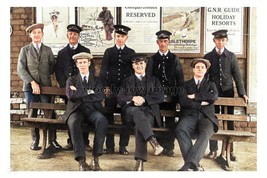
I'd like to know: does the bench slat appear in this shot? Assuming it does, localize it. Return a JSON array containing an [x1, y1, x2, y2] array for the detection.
[[30, 102, 67, 110], [215, 97, 247, 107], [41, 86, 65, 96], [216, 114, 248, 122]]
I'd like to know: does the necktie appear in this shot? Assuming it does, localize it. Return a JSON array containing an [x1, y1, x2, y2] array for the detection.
[[197, 80, 201, 89], [36, 44, 40, 54], [82, 76, 87, 90], [139, 75, 143, 81], [218, 48, 221, 55]]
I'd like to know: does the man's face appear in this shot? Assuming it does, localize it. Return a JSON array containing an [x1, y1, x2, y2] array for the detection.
[[76, 58, 91, 75], [67, 31, 80, 45], [132, 61, 146, 75], [29, 28, 43, 43], [115, 33, 128, 47], [157, 38, 169, 53], [213, 37, 227, 50], [193, 62, 207, 78]]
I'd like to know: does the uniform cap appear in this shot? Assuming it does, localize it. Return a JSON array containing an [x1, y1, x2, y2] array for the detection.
[[156, 30, 172, 39], [72, 52, 93, 61], [26, 23, 44, 33], [191, 58, 211, 69], [114, 24, 131, 35], [131, 54, 147, 63], [212, 29, 228, 38], [67, 24, 82, 34]]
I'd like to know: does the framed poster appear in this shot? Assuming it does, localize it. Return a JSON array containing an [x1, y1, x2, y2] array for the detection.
[[36, 7, 75, 55], [204, 7, 244, 54], [162, 7, 201, 53], [121, 7, 160, 53], [77, 7, 116, 55]]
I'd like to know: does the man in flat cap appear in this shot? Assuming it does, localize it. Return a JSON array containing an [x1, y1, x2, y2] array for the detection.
[[55, 24, 94, 152], [146, 30, 184, 157], [17, 23, 62, 154], [62, 52, 108, 171], [117, 54, 164, 171], [176, 58, 218, 171], [204, 29, 249, 164], [99, 24, 135, 155]]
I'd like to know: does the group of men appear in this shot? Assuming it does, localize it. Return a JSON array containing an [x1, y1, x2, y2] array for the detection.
[[17, 21, 248, 171]]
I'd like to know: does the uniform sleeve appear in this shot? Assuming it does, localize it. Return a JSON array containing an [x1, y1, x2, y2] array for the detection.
[[17, 47, 33, 84]]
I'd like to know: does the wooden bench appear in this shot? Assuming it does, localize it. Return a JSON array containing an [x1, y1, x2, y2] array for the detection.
[[21, 86, 255, 170]]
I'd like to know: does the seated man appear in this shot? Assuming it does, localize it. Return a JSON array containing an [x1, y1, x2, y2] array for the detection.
[[62, 52, 108, 171], [117, 54, 164, 171], [176, 58, 218, 171]]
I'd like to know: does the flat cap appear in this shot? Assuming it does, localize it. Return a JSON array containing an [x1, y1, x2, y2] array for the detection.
[[72, 52, 93, 61], [67, 24, 82, 34], [114, 24, 131, 35], [191, 58, 211, 69], [212, 29, 228, 38], [156, 30, 172, 39], [131, 54, 147, 63], [26, 23, 44, 33]]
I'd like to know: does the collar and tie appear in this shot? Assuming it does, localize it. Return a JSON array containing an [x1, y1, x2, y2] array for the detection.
[[218, 48, 222, 56], [36, 44, 40, 54], [196, 80, 201, 89], [82, 76, 88, 90]]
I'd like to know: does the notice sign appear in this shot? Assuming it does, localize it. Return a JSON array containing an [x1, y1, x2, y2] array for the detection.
[[162, 7, 201, 53], [121, 7, 160, 53], [204, 7, 244, 54]]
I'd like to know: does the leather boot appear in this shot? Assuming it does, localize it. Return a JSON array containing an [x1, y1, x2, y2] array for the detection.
[[78, 159, 91, 171], [91, 156, 102, 171], [133, 159, 144, 171], [148, 136, 163, 156]]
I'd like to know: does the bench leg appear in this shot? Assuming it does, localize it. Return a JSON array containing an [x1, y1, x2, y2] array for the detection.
[[215, 140, 233, 171], [37, 128, 48, 159]]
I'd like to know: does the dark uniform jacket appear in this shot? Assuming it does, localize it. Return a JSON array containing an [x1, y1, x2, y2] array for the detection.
[[117, 75, 164, 127], [99, 45, 135, 90], [147, 51, 184, 89], [62, 73, 104, 123], [55, 44, 91, 87], [178, 78, 219, 132], [204, 47, 246, 97], [17, 43, 55, 91]]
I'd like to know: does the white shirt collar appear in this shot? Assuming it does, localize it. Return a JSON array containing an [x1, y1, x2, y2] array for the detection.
[[135, 73, 145, 79], [81, 73, 89, 81], [70, 43, 78, 49], [32, 42, 41, 49], [216, 47, 224, 53], [116, 45, 125, 50], [159, 50, 169, 56], [194, 77, 203, 85]]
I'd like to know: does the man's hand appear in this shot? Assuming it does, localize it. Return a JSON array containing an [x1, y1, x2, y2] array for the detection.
[[104, 86, 111, 97], [243, 95, 249, 104], [31, 81, 40, 94], [187, 94, 195, 99], [70, 86, 77, 90], [201, 101, 209, 106], [132, 96, 145, 106]]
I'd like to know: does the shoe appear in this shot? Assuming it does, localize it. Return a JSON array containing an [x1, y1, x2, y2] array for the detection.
[[91, 156, 102, 171], [30, 141, 41, 150], [85, 144, 93, 152], [51, 140, 62, 150], [162, 149, 175, 157], [103, 148, 115, 154], [37, 148, 53, 159], [63, 143, 73, 151], [148, 136, 163, 156], [206, 151, 217, 159], [79, 159, 91, 171], [178, 163, 192, 171], [230, 152, 238, 161], [119, 146, 129, 155], [133, 159, 144, 171]]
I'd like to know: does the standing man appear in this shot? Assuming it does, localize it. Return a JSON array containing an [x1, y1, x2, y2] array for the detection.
[[176, 58, 218, 171], [55, 24, 93, 151], [17, 23, 62, 152], [117, 54, 164, 171], [147, 30, 184, 157], [204, 30, 249, 161], [62, 52, 108, 171], [99, 24, 135, 155]]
